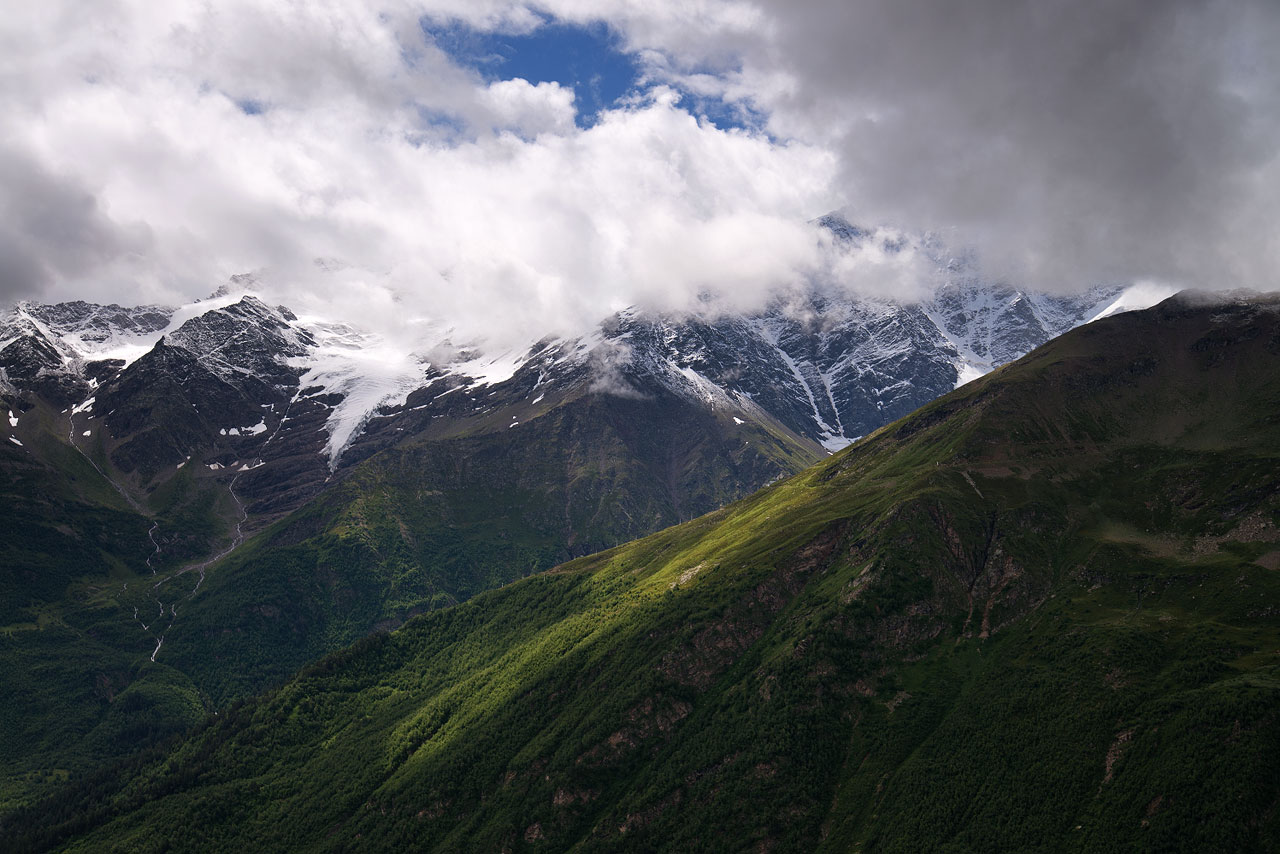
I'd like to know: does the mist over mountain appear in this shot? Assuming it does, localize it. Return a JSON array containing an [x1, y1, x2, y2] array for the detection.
[[1, 230, 1159, 488], [0, 238, 1166, 810], [2, 2, 1273, 339]]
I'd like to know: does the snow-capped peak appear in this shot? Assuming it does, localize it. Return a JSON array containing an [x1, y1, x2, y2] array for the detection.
[[1, 267, 1177, 485]]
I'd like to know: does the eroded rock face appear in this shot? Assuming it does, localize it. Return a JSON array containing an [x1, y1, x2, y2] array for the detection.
[[1, 267, 1129, 521], [0, 334, 87, 407], [587, 276, 1124, 452]]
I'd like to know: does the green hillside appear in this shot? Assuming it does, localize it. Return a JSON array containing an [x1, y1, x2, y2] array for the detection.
[[0, 376, 818, 809], [0, 400, 226, 810], [8, 292, 1278, 852], [157, 386, 819, 703]]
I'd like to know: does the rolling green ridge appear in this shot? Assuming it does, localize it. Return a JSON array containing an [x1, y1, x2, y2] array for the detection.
[[7, 293, 1278, 851]]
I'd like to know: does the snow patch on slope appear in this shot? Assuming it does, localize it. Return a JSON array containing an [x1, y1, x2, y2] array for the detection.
[[447, 347, 527, 387], [954, 362, 986, 387], [1087, 282, 1181, 323], [293, 320, 431, 467], [220, 420, 267, 437]]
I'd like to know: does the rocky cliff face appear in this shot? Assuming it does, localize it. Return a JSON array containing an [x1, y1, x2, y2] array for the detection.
[[1, 276, 1141, 514]]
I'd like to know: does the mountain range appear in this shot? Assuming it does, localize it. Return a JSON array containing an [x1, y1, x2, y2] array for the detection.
[[1, 271, 1144, 504], [0, 231, 1163, 814], [4, 290, 1277, 852]]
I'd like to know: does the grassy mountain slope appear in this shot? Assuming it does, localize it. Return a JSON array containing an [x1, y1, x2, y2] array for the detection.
[[0, 398, 228, 810], [158, 386, 819, 703], [9, 292, 1278, 852], [0, 373, 819, 807]]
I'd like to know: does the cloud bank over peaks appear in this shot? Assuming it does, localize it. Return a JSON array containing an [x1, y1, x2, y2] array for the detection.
[[671, 0, 1280, 293], [2, 0, 1276, 350], [0, 0, 842, 348]]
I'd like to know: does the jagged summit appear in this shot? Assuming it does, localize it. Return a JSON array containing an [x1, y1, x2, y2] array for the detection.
[[164, 295, 314, 385], [813, 211, 870, 242], [1, 278, 1167, 514]]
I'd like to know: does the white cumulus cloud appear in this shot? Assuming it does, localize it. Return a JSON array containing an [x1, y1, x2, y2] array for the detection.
[[1, 0, 1276, 348]]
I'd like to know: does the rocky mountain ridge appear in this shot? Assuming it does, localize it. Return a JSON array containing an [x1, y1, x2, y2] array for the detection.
[[1, 273, 1149, 501]]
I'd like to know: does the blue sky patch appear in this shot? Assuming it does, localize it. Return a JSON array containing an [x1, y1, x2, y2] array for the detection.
[[426, 18, 643, 127], [682, 92, 769, 135]]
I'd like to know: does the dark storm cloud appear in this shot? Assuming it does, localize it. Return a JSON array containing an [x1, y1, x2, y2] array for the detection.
[[0, 146, 150, 301], [749, 0, 1280, 289]]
